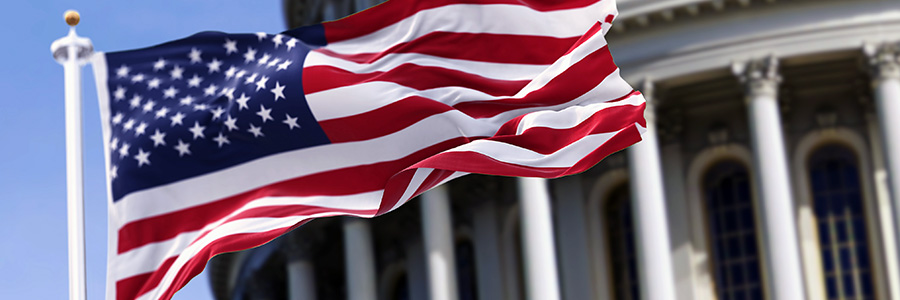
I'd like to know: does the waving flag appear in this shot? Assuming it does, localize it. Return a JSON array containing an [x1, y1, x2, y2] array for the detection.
[[92, 0, 646, 299]]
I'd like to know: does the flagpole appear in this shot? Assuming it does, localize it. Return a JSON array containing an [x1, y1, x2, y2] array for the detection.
[[51, 10, 93, 300]]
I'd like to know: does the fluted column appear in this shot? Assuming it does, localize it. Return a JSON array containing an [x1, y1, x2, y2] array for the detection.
[[517, 177, 562, 300], [865, 43, 900, 265], [343, 217, 377, 300], [420, 185, 460, 300], [733, 56, 806, 300], [626, 80, 677, 300]]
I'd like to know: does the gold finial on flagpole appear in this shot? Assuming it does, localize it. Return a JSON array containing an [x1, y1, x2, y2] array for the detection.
[[65, 10, 80, 26]]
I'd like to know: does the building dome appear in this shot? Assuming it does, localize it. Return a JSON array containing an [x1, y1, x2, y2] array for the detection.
[[209, 1, 900, 299]]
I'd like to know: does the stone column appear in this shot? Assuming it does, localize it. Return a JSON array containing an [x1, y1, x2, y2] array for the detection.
[[517, 177, 562, 300], [732, 56, 806, 300], [283, 235, 317, 300], [420, 185, 460, 300], [343, 217, 377, 300], [551, 176, 594, 300], [626, 80, 677, 300], [865, 43, 900, 267]]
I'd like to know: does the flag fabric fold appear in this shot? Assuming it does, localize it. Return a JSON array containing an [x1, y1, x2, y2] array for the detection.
[[92, 0, 646, 299]]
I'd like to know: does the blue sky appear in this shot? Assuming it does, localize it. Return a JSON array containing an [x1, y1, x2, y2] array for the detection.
[[0, 1, 285, 299]]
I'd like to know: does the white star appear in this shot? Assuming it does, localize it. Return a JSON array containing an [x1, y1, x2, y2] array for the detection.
[[266, 58, 281, 68], [255, 32, 267, 41], [170, 112, 185, 126], [113, 86, 126, 100], [112, 113, 124, 124], [256, 105, 273, 123], [131, 73, 145, 83], [257, 53, 271, 66], [243, 47, 257, 63], [194, 103, 209, 111], [224, 66, 237, 79], [170, 65, 184, 80], [150, 129, 167, 147], [207, 58, 223, 73], [135, 122, 147, 136], [187, 74, 203, 87], [189, 122, 206, 139], [110, 165, 118, 180], [255, 76, 269, 91], [211, 106, 226, 120], [223, 39, 238, 55], [235, 93, 250, 110], [147, 78, 161, 90], [129, 95, 142, 109], [248, 123, 264, 137], [220, 87, 235, 100], [276, 60, 292, 71], [110, 137, 119, 150], [175, 140, 191, 157], [179, 95, 195, 106], [142, 100, 155, 112], [272, 34, 284, 48], [235, 70, 247, 80], [153, 58, 167, 71], [213, 133, 231, 148], [123, 119, 135, 131], [271, 82, 286, 101], [286, 38, 298, 51], [224, 115, 239, 131], [245, 73, 258, 85], [163, 86, 178, 99], [135, 149, 151, 167], [283, 114, 300, 130], [155, 107, 170, 119], [204, 84, 218, 96], [118, 143, 130, 158], [116, 65, 130, 78], [189, 47, 203, 64]]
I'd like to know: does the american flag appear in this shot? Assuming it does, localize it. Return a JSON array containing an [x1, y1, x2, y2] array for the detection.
[[92, 0, 647, 299]]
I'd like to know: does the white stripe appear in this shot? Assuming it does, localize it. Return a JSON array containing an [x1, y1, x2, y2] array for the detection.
[[446, 125, 635, 168], [324, 2, 615, 54], [113, 109, 496, 224], [517, 93, 644, 134], [112, 192, 382, 279], [391, 168, 434, 212], [305, 51, 548, 81], [389, 170, 468, 212]]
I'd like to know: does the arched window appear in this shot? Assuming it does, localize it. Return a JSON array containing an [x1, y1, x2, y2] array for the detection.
[[604, 184, 640, 300], [808, 145, 875, 299], [456, 239, 479, 300], [704, 161, 764, 300]]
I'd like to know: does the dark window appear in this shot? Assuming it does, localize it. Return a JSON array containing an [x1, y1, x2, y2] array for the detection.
[[704, 161, 764, 300], [389, 272, 409, 300], [456, 239, 479, 300], [605, 184, 641, 300], [809, 145, 875, 300]]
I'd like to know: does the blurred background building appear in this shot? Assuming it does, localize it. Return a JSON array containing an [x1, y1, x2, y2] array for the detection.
[[207, 0, 900, 299]]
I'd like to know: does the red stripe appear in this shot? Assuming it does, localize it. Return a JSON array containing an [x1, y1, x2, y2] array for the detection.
[[117, 257, 176, 300], [118, 138, 478, 253], [318, 96, 453, 143], [454, 45, 617, 118], [490, 103, 645, 155], [323, 0, 604, 43], [317, 32, 579, 65], [302, 64, 529, 96], [411, 124, 642, 178]]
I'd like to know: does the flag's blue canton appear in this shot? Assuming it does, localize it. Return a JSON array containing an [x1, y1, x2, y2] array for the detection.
[[104, 29, 330, 201]]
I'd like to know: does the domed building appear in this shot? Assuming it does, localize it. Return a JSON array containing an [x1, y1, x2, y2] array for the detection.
[[207, 1, 900, 299]]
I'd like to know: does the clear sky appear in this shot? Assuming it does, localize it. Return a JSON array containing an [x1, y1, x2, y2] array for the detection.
[[0, 1, 285, 299]]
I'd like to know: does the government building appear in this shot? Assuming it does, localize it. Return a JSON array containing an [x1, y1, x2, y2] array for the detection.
[[207, 0, 900, 299]]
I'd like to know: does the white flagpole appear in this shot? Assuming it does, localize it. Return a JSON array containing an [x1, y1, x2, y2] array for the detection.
[[51, 10, 93, 300]]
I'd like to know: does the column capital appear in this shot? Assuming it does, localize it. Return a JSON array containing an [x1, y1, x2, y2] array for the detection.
[[732, 56, 781, 100], [864, 42, 900, 82]]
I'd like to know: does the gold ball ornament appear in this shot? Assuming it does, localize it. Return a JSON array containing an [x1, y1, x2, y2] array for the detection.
[[64, 10, 80, 26]]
